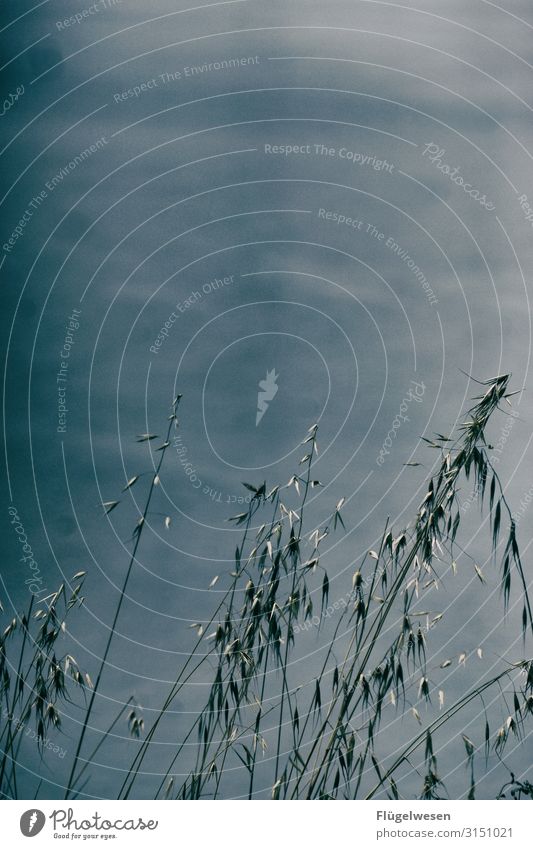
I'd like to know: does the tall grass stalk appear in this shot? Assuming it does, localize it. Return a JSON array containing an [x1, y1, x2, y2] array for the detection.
[[64, 400, 180, 798]]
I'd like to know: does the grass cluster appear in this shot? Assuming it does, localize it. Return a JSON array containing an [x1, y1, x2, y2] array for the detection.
[[1, 375, 532, 799]]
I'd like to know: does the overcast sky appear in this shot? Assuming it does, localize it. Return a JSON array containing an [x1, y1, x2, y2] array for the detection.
[[2, 0, 533, 799]]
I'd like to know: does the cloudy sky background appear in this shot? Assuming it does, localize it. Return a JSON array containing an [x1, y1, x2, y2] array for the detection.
[[2, 0, 533, 799]]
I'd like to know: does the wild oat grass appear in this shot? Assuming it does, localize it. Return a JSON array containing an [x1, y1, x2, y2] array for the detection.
[[2, 375, 533, 800]]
